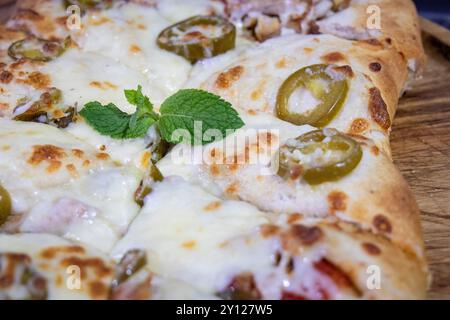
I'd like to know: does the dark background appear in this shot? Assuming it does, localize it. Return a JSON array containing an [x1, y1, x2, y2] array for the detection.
[[414, 0, 450, 29]]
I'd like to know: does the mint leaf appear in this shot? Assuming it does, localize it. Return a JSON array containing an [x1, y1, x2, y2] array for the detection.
[[125, 85, 153, 114], [80, 87, 245, 144], [125, 85, 159, 129], [79, 101, 156, 139], [159, 89, 245, 145]]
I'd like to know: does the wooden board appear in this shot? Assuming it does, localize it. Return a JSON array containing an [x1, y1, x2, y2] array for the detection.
[[392, 19, 450, 300], [0, 2, 449, 299]]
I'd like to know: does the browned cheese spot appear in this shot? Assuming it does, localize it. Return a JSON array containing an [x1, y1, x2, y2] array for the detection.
[[28, 145, 67, 166], [215, 66, 244, 89], [22, 72, 51, 90], [349, 118, 369, 134], [204, 201, 222, 212], [96, 153, 110, 161]]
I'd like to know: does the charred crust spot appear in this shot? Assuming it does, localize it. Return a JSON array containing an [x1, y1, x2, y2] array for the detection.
[[327, 191, 348, 214], [349, 118, 369, 134], [368, 87, 391, 130], [285, 257, 295, 274], [0, 70, 13, 84], [369, 62, 382, 72], [321, 51, 345, 63], [260, 224, 280, 238], [373, 214, 392, 234], [215, 66, 244, 89], [385, 38, 392, 45], [332, 65, 354, 78], [204, 201, 222, 212], [362, 242, 381, 255], [89, 281, 108, 299], [28, 145, 67, 166]]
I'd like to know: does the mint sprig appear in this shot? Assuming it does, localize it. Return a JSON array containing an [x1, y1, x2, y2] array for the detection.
[[79, 87, 245, 145]]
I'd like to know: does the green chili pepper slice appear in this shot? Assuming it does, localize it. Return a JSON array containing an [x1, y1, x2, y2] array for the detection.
[[276, 64, 349, 127], [0, 185, 12, 227], [13, 88, 75, 128], [8, 37, 69, 62], [112, 249, 147, 288], [134, 164, 164, 207], [157, 15, 236, 64], [278, 129, 362, 185], [65, 0, 112, 11]]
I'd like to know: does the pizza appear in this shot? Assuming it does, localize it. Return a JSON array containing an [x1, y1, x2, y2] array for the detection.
[[0, 0, 429, 300]]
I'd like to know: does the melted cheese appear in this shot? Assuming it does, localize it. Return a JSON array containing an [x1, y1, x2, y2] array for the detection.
[[0, 120, 142, 253], [112, 177, 270, 293], [0, 233, 114, 300], [71, 2, 192, 105]]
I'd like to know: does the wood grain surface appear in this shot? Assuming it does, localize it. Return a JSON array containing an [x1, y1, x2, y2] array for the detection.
[[392, 20, 450, 300], [0, 2, 449, 299]]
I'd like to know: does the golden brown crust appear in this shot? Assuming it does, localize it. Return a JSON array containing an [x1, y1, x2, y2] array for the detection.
[[318, 0, 425, 76]]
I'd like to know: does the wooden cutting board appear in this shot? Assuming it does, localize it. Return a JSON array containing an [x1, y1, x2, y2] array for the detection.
[[0, 2, 449, 299], [393, 19, 450, 300]]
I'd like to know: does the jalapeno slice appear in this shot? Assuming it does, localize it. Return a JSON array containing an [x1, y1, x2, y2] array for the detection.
[[276, 64, 349, 127], [157, 15, 236, 64], [278, 129, 362, 185], [134, 164, 164, 207], [112, 249, 147, 288], [66, 0, 112, 11], [13, 88, 75, 128], [8, 37, 69, 62], [0, 185, 12, 227]]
